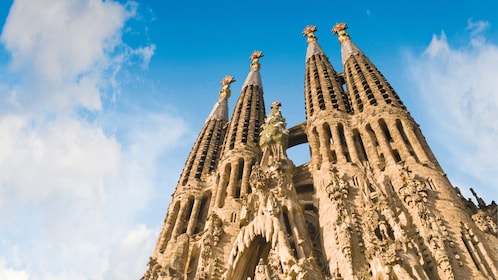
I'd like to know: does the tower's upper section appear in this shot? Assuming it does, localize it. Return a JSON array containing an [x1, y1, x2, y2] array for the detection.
[[206, 75, 235, 122], [223, 51, 266, 152], [331, 23, 363, 65], [178, 76, 234, 186], [303, 26, 351, 119], [332, 23, 406, 113]]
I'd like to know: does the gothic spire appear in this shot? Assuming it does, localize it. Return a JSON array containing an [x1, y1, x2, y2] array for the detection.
[[214, 51, 267, 205], [206, 75, 235, 122], [242, 50, 263, 88], [303, 25, 351, 117], [332, 22, 406, 112], [178, 76, 233, 185], [303, 25, 325, 61], [332, 22, 363, 65]]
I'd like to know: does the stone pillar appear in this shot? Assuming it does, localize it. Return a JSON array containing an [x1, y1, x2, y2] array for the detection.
[[186, 198, 202, 235], [386, 119, 412, 162], [344, 128, 359, 163], [317, 125, 332, 163], [292, 207, 314, 257], [401, 120, 430, 163], [215, 165, 230, 207], [171, 199, 190, 238], [227, 161, 240, 198], [371, 121, 395, 163], [358, 127, 380, 166], [331, 125, 347, 163], [240, 159, 252, 196]]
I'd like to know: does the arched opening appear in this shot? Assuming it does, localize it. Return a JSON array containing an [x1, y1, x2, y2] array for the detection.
[[337, 123, 351, 162], [194, 193, 211, 234], [217, 163, 231, 208], [231, 235, 272, 280], [159, 201, 181, 253], [353, 129, 369, 162], [180, 197, 195, 234], [234, 159, 244, 198]]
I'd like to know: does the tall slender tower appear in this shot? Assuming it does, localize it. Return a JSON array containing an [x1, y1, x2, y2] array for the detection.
[[142, 24, 497, 280]]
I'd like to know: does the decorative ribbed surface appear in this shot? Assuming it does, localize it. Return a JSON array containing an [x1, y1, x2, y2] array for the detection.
[[304, 33, 351, 118]]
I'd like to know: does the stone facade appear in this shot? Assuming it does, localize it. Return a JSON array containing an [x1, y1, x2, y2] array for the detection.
[[141, 23, 498, 280]]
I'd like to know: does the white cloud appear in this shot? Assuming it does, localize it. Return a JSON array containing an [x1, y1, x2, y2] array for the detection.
[[0, 0, 145, 113], [406, 20, 498, 200], [0, 260, 29, 280], [0, 0, 188, 279], [104, 224, 157, 280], [0, 114, 122, 201]]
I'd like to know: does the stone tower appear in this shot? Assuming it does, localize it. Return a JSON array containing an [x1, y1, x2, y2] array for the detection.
[[142, 24, 498, 280]]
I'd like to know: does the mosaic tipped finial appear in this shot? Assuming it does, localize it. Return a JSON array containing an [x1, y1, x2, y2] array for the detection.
[[303, 25, 318, 43], [332, 22, 351, 43], [250, 50, 264, 71], [219, 75, 235, 100]]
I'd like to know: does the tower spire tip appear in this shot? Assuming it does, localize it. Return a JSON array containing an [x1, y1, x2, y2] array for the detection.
[[250, 50, 264, 71], [332, 22, 351, 43], [219, 75, 235, 100], [303, 25, 318, 43]]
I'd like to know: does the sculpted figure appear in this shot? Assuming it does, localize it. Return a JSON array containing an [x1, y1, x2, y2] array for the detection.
[[254, 259, 272, 280]]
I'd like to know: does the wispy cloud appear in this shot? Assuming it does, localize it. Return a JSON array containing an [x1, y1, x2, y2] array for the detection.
[[406, 19, 498, 201], [0, 0, 186, 279]]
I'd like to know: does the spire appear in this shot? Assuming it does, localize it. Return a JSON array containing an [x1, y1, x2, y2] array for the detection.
[[332, 22, 363, 65], [332, 22, 406, 112], [242, 50, 263, 88], [303, 25, 351, 117], [178, 76, 233, 185], [303, 25, 325, 61], [224, 50, 266, 150], [206, 75, 235, 122], [215, 51, 266, 204]]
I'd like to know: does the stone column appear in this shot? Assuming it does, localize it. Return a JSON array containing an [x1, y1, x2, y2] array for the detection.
[[186, 198, 202, 235], [317, 125, 332, 163], [215, 165, 230, 207], [371, 121, 395, 163], [401, 120, 430, 163], [171, 199, 191, 238], [240, 159, 252, 197], [344, 128, 359, 163], [358, 127, 380, 166], [331, 125, 347, 163], [386, 119, 412, 161], [227, 161, 240, 198]]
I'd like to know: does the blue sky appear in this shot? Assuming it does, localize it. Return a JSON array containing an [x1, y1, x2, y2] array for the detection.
[[0, 0, 497, 279]]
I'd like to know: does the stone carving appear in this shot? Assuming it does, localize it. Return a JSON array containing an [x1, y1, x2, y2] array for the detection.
[[196, 213, 224, 278], [222, 104, 324, 280], [302, 25, 318, 43], [254, 259, 272, 280], [260, 101, 289, 167], [325, 168, 349, 202], [397, 166, 456, 279], [358, 169, 431, 280], [220, 75, 235, 100], [331, 23, 350, 43], [472, 210, 498, 235], [250, 51, 264, 71]]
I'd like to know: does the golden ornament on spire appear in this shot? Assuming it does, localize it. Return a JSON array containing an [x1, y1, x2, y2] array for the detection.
[[250, 50, 264, 71], [303, 25, 318, 43], [332, 22, 350, 43], [219, 75, 235, 100]]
